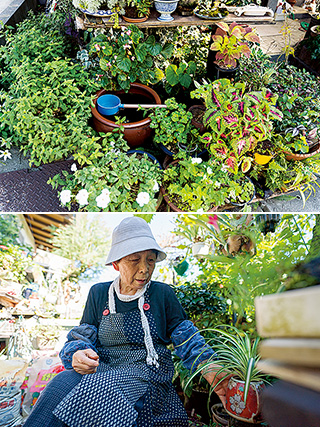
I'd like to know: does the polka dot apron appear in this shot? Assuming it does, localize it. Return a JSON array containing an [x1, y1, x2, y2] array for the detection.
[[53, 291, 188, 427]]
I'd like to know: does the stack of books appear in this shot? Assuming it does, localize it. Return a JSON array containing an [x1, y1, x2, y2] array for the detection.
[[254, 285, 320, 426]]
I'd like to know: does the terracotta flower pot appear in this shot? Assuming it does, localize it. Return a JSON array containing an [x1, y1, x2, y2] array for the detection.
[[284, 142, 320, 161], [122, 13, 148, 22], [211, 403, 230, 426], [226, 377, 265, 423], [91, 83, 162, 148]]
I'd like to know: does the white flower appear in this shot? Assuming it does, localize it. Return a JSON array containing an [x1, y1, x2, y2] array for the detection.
[[136, 192, 150, 207], [0, 150, 12, 161], [213, 181, 221, 189], [101, 188, 110, 196], [152, 181, 159, 192], [191, 157, 202, 164], [96, 191, 110, 209], [60, 190, 72, 205], [207, 167, 213, 175], [71, 163, 77, 172], [76, 189, 89, 206]]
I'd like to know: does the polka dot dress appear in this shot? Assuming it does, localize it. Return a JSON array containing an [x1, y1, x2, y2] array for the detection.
[[53, 292, 188, 427]]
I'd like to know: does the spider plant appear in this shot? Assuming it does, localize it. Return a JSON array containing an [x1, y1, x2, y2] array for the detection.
[[185, 325, 268, 405]]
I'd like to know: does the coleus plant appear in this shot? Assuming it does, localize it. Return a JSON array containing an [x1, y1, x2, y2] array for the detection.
[[191, 79, 283, 174], [210, 21, 260, 69]]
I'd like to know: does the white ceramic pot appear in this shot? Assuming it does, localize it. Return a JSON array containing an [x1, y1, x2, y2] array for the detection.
[[154, 0, 179, 21]]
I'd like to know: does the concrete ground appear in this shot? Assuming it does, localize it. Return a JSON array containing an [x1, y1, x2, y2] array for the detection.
[[0, 4, 319, 213]]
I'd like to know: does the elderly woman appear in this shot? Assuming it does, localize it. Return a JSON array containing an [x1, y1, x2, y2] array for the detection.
[[24, 217, 229, 427]]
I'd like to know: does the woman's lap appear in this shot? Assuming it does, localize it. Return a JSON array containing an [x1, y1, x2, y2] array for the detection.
[[23, 369, 82, 427], [22, 369, 187, 427]]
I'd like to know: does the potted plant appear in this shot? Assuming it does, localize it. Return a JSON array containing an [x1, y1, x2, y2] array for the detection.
[[194, 0, 229, 20], [191, 79, 283, 175], [161, 156, 255, 212], [48, 127, 163, 212], [187, 325, 269, 424], [30, 324, 62, 350], [209, 21, 260, 79], [148, 98, 206, 158], [89, 24, 172, 92], [72, 0, 126, 27], [177, 0, 198, 16], [188, 214, 257, 259], [237, 46, 278, 93], [282, 125, 320, 160], [123, 0, 152, 22]]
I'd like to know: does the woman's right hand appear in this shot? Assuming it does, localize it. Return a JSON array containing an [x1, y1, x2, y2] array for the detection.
[[72, 349, 99, 375]]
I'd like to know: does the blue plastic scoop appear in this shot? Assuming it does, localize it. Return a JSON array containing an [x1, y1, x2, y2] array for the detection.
[[97, 94, 167, 116]]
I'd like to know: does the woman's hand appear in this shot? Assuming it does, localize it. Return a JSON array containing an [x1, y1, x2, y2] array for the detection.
[[72, 349, 99, 375], [201, 363, 232, 408]]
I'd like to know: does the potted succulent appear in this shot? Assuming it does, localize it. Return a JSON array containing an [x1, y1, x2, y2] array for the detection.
[[208, 21, 260, 79], [187, 326, 270, 424]]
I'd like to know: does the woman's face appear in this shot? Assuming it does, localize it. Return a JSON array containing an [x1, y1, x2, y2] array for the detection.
[[113, 250, 157, 293]]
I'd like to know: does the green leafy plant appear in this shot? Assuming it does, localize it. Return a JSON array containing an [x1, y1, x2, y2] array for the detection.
[[165, 61, 197, 91], [237, 47, 278, 92], [125, 0, 152, 17], [89, 24, 173, 91], [191, 79, 283, 174], [0, 58, 101, 165], [184, 214, 257, 259], [194, 0, 229, 18], [148, 98, 203, 154], [261, 155, 320, 207], [175, 281, 228, 330], [210, 21, 260, 69], [0, 245, 34, 284], [162, 157, 255, 211], [187, 325, 269, 404], [267, 64, 320, 137], [49, 127, 163, 212]]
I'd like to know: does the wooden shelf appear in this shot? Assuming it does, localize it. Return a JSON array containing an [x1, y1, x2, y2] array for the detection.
[[78, 10, 275, 30]]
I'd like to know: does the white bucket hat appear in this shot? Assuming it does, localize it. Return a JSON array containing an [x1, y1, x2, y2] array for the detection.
[[105, 217, 166, 265]]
